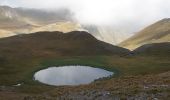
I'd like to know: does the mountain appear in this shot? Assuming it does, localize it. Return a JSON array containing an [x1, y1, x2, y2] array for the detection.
[[119, 18, 170, 50], [0, 6, 73, 33], [0, 6, 73, 24], [0, 6, 29, 32], [132, 42, 170, 56], [15, 8, 74, 25], [0, 31, 130, 59], [0, 5, 130, 45], [0, 5, 80, 37]]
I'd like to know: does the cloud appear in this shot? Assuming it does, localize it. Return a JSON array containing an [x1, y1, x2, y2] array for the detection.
[[1, 0, 170, 32]]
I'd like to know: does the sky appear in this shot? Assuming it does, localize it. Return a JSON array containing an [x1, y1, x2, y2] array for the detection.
[[0, 0, 170, 33]]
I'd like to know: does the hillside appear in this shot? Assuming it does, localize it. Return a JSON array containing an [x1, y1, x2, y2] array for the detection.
[[132, 42, 170, 56], [0, 31, 130, 59], [0, 31, 170, 100], [119, 18, 170, 50]]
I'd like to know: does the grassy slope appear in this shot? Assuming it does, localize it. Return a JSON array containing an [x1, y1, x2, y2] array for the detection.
[[0, 31, 129, 85], [119, 18, 170, 50], [132, 42, 170, 56], [0, 55, 169, 99], [0, 31, 169, 99]]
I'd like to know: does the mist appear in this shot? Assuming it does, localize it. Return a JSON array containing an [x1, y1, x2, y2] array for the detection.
[[1, 0, 170, 33]]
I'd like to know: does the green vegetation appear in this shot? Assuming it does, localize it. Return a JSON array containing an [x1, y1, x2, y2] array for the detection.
[[0, 31, 169, 99], [0, 55, 170, 88]]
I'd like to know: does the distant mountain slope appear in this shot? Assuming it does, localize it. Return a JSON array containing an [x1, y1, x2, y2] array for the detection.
[[119, 18, 170, 50], [132, 42, 170, 56], [0, 31, 130, 59], [0, 6, 73, 32], [0, 29, 15, 38], [15, 8, 73, 25], [0, 6, 29, 31], [31, 21, 84, 33], [0, 5, 79, 35], [0, 5, 130, 45]]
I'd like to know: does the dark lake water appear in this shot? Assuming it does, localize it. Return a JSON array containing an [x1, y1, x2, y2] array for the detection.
[[34, 65, 113, 86]]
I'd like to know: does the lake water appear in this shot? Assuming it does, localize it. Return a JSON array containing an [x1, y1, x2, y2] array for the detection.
[[34, 65, 113, 86]]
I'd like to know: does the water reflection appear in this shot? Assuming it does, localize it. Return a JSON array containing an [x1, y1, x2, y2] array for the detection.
[[34, 65, 113, 86]]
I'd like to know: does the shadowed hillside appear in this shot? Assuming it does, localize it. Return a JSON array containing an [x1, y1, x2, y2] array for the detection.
[[0, 31, 130, 59], [132, 42, 170, 56]]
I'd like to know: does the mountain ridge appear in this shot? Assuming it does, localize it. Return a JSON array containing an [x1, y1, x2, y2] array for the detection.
[[119, 18, 170, 50], [0, 5, 130, 45], [132, 42, 170, 56], [0, 31, 130, 59]]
